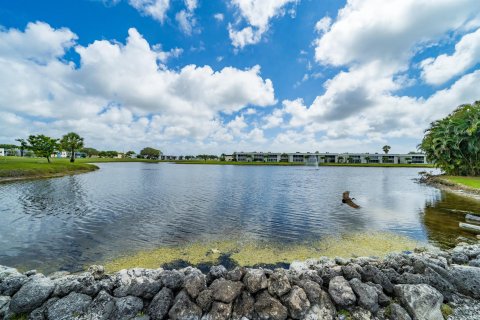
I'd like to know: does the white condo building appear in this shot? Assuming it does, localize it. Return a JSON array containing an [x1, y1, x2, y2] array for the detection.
[[231, 152, 428, 164]]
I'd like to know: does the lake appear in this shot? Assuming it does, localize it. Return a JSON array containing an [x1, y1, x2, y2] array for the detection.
[[0, 162, 478, 272]]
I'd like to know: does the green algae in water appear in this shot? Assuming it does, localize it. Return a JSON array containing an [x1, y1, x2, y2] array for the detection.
[[102, 232, 420, 272]]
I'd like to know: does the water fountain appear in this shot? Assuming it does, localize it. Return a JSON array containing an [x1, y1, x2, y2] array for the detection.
[[306, 155, 319, 168]]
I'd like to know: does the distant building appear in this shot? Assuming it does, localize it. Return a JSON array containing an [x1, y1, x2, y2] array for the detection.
[[224, 154, 234, 161], [232, 152, 428, 164], [0, 148, 4, 156]]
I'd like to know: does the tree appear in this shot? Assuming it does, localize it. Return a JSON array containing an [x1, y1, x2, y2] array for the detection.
[[140, 147, 161, 159], [27, 135, 58, 163], [60, 132, 84, 163], [15, 139, 28, 157], [382, 145, 391, 154], [126, 151, 135, 158], [419, 101, 480, 176], [81, 147, 99, 158], [337, 156, 344, 163]]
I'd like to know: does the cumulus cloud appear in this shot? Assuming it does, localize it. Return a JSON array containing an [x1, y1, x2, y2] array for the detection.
[[214, 13, 224, 22], [228, 0, 298, 48], [0, 22, 276, 153], [420, 27, 480, 85], [175, 0, 199, 35], [264, 0, 480, 151], [128, 0, 170, 23]]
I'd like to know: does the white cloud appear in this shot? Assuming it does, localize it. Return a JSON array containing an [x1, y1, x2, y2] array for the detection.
[[214, 13, 224, 22], [314, 0, 480, 67], [421, 27, 480, 85], [128, 0, 170, 23], [175, 0, 199, 35], [0, 22, 277, 153], [228, 0, 298, 48], [314, 16, 331, 34]]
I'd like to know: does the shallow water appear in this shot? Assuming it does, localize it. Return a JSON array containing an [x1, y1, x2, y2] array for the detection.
[[0, 163, 478, 272]]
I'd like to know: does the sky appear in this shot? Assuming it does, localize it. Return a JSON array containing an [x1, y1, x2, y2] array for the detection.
[[1, 0, 480, 155]]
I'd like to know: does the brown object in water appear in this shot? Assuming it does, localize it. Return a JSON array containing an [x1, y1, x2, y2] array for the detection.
[[342, 191, 360, 209]]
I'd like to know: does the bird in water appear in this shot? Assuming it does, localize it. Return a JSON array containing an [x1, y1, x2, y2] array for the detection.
[[342, 191, 360, 209]]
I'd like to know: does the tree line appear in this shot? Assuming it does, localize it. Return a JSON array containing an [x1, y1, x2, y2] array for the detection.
[[3, 133, 162, 163]]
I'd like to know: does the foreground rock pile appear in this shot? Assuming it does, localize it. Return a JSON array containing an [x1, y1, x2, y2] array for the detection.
[[1, 244, 480, 320]]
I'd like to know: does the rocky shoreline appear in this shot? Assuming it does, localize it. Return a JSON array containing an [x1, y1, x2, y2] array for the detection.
[[1, 244, 480, 320]]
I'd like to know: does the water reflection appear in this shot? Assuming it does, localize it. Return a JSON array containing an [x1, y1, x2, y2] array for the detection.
[[0, 163, 477, 273]]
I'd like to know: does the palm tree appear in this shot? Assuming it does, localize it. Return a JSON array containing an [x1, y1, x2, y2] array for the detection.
[[60, 132, 84, 163], [382, 145, 391, 154]]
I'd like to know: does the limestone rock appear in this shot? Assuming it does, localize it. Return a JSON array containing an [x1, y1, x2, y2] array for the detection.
[[46, 292, 92, 320], [148, 287, 173, 320], [184, 272, 206, 299], [112, 295, 144, 320], [161, 270, 185, 290], [83, 290, 116, 320], [450, 265, 480, 299], [202, 301, 232, 320], [169, 290, 202, 320], [268, 269, 291, 298], [281, 285, 310, 319], [243, 269, 267, 294], [394, 284, 443, 320], [389, 303, 412, 320], [254, 290, 288, 320], [328, 276, 356, 308], [0, 274, 29, 296], [232, 291, 254, 320], [349, 278, 379, 313], [196, 289, 213, 312], [9, 277, 55, 314], [209, 279, 243, 303]]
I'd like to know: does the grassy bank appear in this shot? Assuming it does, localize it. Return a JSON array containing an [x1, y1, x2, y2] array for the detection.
[[172, 160, 433, 168], [0, 157, 99, 182], [103, 232, 419, 272], [440, 176, 480, 190]]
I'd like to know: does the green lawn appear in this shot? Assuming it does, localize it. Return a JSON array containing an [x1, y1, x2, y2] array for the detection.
[[442, 176, 480, 189], [0, 157, 99, 179]]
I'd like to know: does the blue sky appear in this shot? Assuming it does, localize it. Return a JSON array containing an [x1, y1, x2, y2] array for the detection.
[[1, 0, 480, 154]]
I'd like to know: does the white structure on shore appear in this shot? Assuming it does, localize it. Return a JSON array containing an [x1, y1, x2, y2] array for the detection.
[[232, 152, 428, 164], [0, 148, 4, 157]]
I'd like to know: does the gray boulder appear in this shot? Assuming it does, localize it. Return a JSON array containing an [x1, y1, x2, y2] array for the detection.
[[225, 268, 245, 282], [9, 277, 55, 314], [184, 272, 206, 299], [169, 290, 202, 320], [0, 296, 10, 318], [161, 270, 185, 290], [83, 290, 116, 320], [243, 269, 267, 294], [350, 307, 372, 320], [341, 264, 362, 281], [148, 287, 173, 320], [112, 295, 144, 320], [114, 269, 162, 299], [209, 279, 243, 303], [196, 289, 213, 312], [53, 273, 100, 297], [349, 278, 379, 313], [202, 301, 232, 320], [394, 284, 443, 320], [254, 290, 288, 320], [29, 297, 59, 320], [0, 274, 29, 296], [468, 259, 480, 267], [296, 280, 322, 304], [46, 292, 92, 320], [208, 266, 227, 283], [320, 266, 343, 286], [0, 266, 21, 282], [232, 291, 254, 320], [451, 252, 469, 265], [88, 265, 105, 280], [328, 276, 356, 308], [268, 269, 291, 298], [389, 303, 412, 320], [450, 265, 480, 299], [281, 285, 310, 319]]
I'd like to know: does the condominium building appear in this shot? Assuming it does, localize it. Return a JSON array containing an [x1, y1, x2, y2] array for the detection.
[[231, 152, 428, 164]]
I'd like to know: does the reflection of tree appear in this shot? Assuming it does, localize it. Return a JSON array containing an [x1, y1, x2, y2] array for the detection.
[[422, 192, 480, 248]]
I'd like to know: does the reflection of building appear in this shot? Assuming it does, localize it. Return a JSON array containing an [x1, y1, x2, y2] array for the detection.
[[232, 152, 428, 164]]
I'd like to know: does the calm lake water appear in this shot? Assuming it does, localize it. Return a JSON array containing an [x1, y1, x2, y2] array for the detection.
[[0, 163, 479, 272]]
